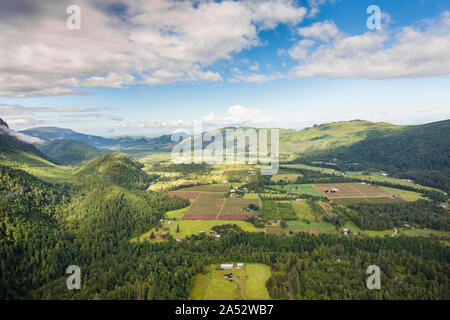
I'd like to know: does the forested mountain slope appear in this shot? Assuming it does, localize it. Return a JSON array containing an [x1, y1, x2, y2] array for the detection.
[[39, 139, 102, 166]]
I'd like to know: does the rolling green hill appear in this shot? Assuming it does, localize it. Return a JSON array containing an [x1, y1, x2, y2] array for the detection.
[[39, 139, 103, 166], [279, 120, 404, 158], [76, 153, 154, 190], [299, 119, 450, 192]]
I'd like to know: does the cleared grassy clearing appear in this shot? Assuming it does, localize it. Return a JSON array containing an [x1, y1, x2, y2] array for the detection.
[[364, 229, 396, 237], [399, 228, 450, 238], [243, 193, 259, 199], [190, 263, 271, 300], [345, 172, 442, 192], [244, 264, 272, 300], [281, 163, 338, 174], [134, 220, 265, 242], [165, 207, 190, 220], [378, 186, 424, 202], [270, 169, 303, 182], [286, 221, 336, 233], [1, 151, 76, 184]]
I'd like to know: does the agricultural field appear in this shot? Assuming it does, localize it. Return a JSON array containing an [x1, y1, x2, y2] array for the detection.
[[168, 190, 200, 200], [314, 182, 394, 199], [190, 263, 271, 300], [269, 184, 323, 197], [184, 192, 226, 219], [261, 200, 280, 221], [220, 198, 258, 220], [277, 201, 298, 220]]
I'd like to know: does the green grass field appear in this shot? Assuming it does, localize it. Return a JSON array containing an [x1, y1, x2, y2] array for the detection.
[[243, 193, 259, 199], [269, 184, 323, 197], [399, 228, 450, 238], [286, 220, 336, 233], [291, 200, 324, 222], [190, 263, 271, 300], [134, 219, 264, 242], [1, 151, 76, 184], [345, 172, 442, 192], [244, 263, 272, 300], [281, 163, 338, 174], [332, 197, 403, 206], [378, 186, 424, 201], [364, 229, 396, 237]]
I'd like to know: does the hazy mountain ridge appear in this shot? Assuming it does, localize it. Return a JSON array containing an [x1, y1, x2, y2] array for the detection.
[[0, 119, 55, 165]]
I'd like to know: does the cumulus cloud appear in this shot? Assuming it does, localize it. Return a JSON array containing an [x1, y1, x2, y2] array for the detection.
[[290, 11, 450, 79], [288, 39, 315, 60], [229, 72, 283, 83], [297, 20, 339, 42], [307, 0, 338, 18], [138, 105, 276, 130], [0, 0, 307, 97]]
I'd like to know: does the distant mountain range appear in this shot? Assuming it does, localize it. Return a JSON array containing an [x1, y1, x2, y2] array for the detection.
[[2, 118, 449, 191]]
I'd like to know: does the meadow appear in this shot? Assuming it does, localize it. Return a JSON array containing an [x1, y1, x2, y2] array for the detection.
[[190, 263, 271, 300], [134, 219, 264, 242]]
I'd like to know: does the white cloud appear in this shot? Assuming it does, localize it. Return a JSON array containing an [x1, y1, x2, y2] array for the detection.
[[0, 0, 307, 97], [297, 20, 339, 42], [138, 105, 276, 130], [288, 39, 315, 60], [307, 0, 337, 18], [229, 72, 283, 83], [0, 123, 45, 144], [291, 12, 450, 79]]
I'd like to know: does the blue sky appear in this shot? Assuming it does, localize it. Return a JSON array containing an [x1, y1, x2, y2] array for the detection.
[[0, 0, 449, 136]]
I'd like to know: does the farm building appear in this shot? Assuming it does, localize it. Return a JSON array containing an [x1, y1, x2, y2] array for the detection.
[[237, 263, 244, 268], [224, 273, 233, 280], [220, 264, 233, 269]]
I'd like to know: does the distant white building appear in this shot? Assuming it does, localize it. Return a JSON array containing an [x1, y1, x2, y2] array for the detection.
[[220, 264, 233, 269], [237, 263, 244, 268]]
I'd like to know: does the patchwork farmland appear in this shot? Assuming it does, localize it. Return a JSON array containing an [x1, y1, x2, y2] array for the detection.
[[184, 192, 226, 220], [170, 184, 258, 220]]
